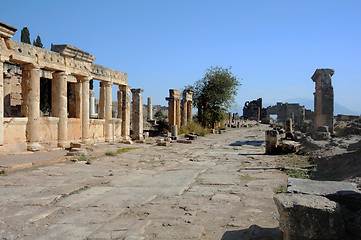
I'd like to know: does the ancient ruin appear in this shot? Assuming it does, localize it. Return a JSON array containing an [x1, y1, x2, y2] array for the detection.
[[266, 102, 312, 125], [242, 98, 263, 121], [131, 88, 144, 140], [0, 21, 129, 151], [181, 89, 193, 126], [312, 68, 335, 137]]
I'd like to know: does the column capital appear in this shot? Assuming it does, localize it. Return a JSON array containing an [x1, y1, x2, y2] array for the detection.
[[52, 71, 70, 77], [21, 63, 42, 71], [76, 75, 92, 82], [131, 88, 144, 94]]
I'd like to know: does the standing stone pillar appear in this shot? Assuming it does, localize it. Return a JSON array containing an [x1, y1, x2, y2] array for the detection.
[[147, 97, 153, 121], [181, 99, 187, 126], [117, 90, 123, 118], [89, 89, 96, 118], [3, 72, 12, 117], [285, 118, 295, 140], [176, 98, 181, 128], [121, 85, 131, 140], [228, 112, 232, 126], [78, 76, 91, 143], [265, 130, 279, 154], [104, 82, 112, 142], [52, 72, 68, 148], [22, 63, 42, 151], [312, 69, 335, 134], [131, 88, 144, 140], [165, 89, 180, 131], [0, 57, 8, 145], [187, 100, 193, 122], [99, 82, 105, 119]]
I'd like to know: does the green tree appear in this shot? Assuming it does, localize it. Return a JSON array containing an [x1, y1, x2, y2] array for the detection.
[[20, 27, 31, 44], [33, 35, 43, 48], [187, 66, 241, 128]]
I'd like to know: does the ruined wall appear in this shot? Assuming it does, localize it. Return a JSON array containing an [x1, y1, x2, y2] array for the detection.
[[38, 117, 59, 143], [89, 119, 105, 141], [266, 102, 308, 125], [243, 98, 262, 121], [67, 118, 82, 141], [4, 117, 27, 144]]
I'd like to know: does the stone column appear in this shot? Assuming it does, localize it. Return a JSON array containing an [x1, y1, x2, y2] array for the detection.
[[187, 100, 193, 122], [147, 97, 153, 121], [104, 82, 112, 142], [3, 72, 12, 117], [121, 85, 131, 140], [21, 63, 42, 151], [99, 82, 105, 119], [52, 71, 68, 148], [285, 118, 295, 140], [131, 88, 144, 140], [165, 89, 180, 131], [265, 130, 279, 154], [89, 89, 96, 118], [176, 98, 181, 128], [117, 90, 123, 118], [0, 57, 7, 145], [181, 99, 187, 126], [78, 76, 91, 143], [312, 69, 335, 134]]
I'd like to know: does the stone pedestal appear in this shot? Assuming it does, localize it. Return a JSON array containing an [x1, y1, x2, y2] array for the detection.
[[147, 97, 153, 121], [104, 82, 112, 142], [312, 69, 335, 135], [121, 85, 131, 140], [52, 71, 68, 148], [265, 130, 279, 154], [89, 89, 96, 118], [22, 63, 42, 151], [131, 88, 144, 140], [166, 89, 180, 131]]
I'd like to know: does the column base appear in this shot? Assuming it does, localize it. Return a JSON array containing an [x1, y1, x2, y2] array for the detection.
[[81, 139, 91, 144], [132, 135, 144, 141], [27, 142, 43, 151], [58, 141, 70, 148]]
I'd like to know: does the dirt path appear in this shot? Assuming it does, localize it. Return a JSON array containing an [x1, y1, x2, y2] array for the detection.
[[0, 125, 288, 240]]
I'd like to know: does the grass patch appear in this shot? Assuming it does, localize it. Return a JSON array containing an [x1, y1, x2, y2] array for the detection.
[[117, 147, 138, 154], [179, 121, 208, 136], [274, 184, 287, 194], [285, 169, 309, 179], [60, 186, 89, 198], [0, 170, 5, 175], [77, 154, 88, 161], [93, 175, 104, 178], [105, 151, 117, 156], [240, 174, 252, 180]]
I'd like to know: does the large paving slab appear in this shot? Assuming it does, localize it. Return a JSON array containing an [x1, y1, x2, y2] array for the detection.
[[0, 124, 288, 239]]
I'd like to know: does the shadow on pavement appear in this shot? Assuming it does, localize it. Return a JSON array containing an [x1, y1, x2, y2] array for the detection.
[[221, 225, 282, 240], [229, 141, 264, 147]]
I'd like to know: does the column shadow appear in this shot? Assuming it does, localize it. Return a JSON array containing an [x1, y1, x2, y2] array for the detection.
[[221, 225, 283, 240]]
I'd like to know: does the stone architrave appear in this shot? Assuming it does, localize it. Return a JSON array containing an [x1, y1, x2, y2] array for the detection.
[[21, 63, 42, 151], [52, 71, 68, 148], [147, 97, 153, 121], [78, 76, 91, 143], [312, 69, 335, 134], [131, 88, 144, 140], [121, 85, 131, 140], [89, 89, 96, 118], [104, 82, 112, 142], [165, 89, 180, 131], [0, 57, 8, 145]]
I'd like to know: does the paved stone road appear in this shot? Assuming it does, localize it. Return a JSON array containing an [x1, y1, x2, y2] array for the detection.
[[0, 125, 287, 239]]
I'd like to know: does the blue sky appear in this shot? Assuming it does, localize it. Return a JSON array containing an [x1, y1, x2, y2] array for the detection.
[[2, 0, 361, 114]]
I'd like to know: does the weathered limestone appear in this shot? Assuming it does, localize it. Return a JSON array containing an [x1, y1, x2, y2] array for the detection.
[[21, 64, 42, 151], [52, 71, 68, 148], [147, 97, 153, 121], [0, 57, 7, 145], [265, 130, 279, 154], [243, 98, 263, 121], [285, 118, 295, 140], [267, 102, 308, 125], [274, 193, 344, 240], [99, 82, 105, 119], [165, 89, 180, 131], [131, 89, 144, 140], [79, 76, 91, 143], [176, 98, 181, 128], [104, 82, 112, 142], [121, 85, 131, 140], [89, 89, 96, 118], [181, 90, 193, 126], [312, 69, 335, 135]]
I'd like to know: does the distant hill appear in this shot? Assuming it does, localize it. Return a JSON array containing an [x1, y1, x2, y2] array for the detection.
[[233, 98, 359, 116]]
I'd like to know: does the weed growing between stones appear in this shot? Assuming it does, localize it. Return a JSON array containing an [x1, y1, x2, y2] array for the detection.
[[240, 174, 252, 180], [105, 151, 117, 156], [77, 154, 88, 161], [274, 184, 287, 193], [179, 121, 208, 136], [117, 147, 138, 154], [0, 170, 5, 175]]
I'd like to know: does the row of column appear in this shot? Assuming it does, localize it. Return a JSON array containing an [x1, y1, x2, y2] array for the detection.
[[166, 89, 193, 130], [0, 60, 132, 150]]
